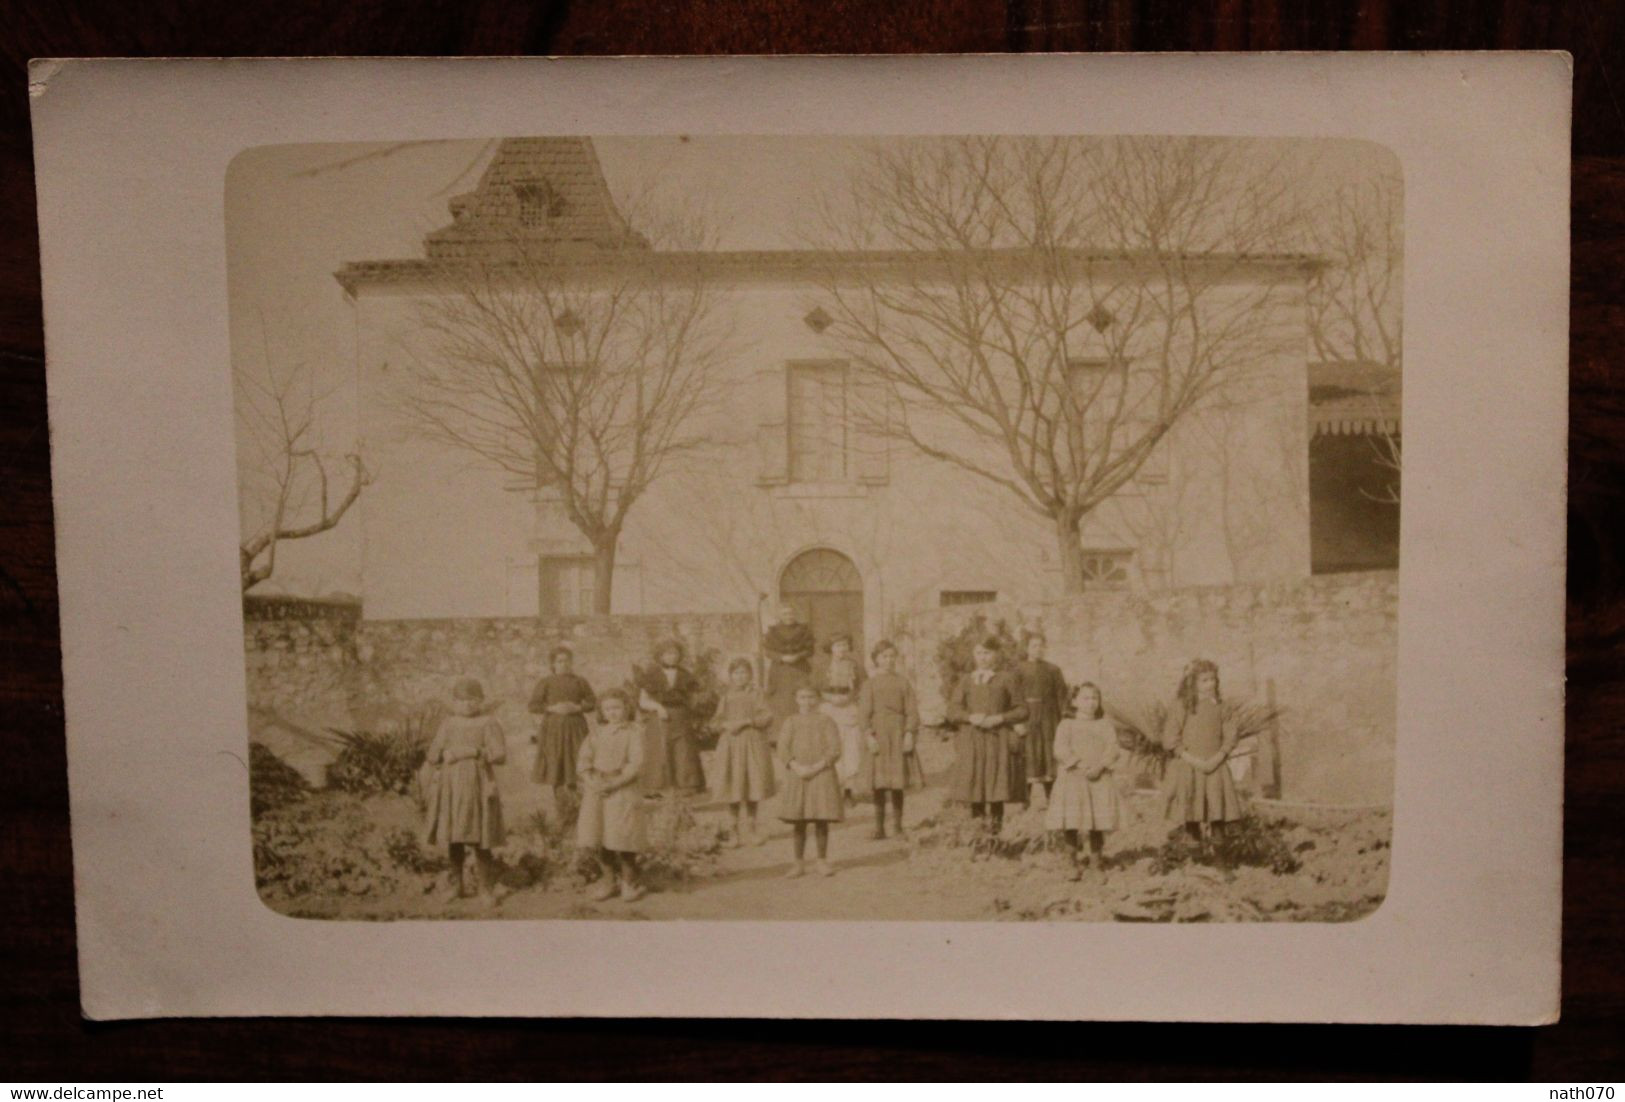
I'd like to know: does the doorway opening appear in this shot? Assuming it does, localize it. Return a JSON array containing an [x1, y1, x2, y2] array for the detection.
[[778, 547, 864, 659]]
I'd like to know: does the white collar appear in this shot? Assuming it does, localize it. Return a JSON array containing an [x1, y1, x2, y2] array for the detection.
[[972, 669, 996, 685]]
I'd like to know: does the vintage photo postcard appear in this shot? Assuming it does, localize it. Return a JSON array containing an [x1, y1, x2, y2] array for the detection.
[[33, 54, 1568, 1021]]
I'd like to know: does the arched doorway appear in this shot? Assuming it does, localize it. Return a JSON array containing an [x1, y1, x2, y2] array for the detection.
[[779, 548, 864, 659]]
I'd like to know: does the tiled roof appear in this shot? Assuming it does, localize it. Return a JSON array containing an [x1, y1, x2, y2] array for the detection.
[[1309, 361, 1401, 436], [423, 137, 649, 259]]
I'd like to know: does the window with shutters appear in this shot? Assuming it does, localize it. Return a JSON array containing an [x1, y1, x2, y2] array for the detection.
[[530, 362, 585, 492], [1065, 358, 1128, 427], [539, 555, 595, 617], [1066, 358, 1167, 488], [788, 361, 851, 483], [758, 359, 888, 491]]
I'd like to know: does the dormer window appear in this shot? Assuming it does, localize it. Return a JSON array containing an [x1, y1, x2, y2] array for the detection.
[[515, 179, 567, 226]]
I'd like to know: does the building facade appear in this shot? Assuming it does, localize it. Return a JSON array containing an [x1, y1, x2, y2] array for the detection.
[[337, 138, 1325, 653]]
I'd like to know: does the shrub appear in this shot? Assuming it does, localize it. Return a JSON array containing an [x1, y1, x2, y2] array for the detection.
[[253, 793, 442, 900], [637, 797, 728, 888], [326, 703, 444, 797], [1149, 817, 1303, 875], [1107, 699, 1176, 787], [493, 799, 726, 893], [909, 802, 1067, 860], [1107, 697, 1281, 789], [492, 810, 595, 891], [249, 743, 310, 818]]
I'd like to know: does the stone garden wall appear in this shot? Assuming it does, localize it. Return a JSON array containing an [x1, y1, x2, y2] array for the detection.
[[891, 570, 1398, 807], [244, 611, 759, 777]]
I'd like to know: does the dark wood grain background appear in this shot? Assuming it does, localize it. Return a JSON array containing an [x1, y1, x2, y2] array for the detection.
[[2, 1, 1621, 1081]]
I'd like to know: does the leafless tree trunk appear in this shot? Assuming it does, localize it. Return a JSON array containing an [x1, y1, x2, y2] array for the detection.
[[808, 136, 1305, 593], [394, 212, 732, 614], [1308, 169, 1404, 503], [238, 359, 369, 592]]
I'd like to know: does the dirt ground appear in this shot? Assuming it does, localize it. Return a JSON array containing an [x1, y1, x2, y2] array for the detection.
[[255, 734, 1391, 923]]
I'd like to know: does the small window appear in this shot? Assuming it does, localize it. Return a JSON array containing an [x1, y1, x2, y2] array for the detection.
[[940, 590, 998, 608], [539, 555, 596, 618], [1136, 435, 1170, 485], [1065, 358, 1126, 403], [515, 179, 567, 226], [1080, 550, 1132, 589]]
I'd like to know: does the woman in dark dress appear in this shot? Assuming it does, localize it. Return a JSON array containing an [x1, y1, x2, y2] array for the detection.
[[945, 636, 1029, 835], [1013, 630, 1068, 801], [763, 603, 816, 735], [636, 639, 706, 797], [527, 646, 598, 812]]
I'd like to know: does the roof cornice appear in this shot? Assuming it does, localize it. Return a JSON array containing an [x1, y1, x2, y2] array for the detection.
[[335, 247, 1324, 295]]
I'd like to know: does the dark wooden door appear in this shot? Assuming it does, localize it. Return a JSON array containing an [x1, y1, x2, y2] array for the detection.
[[779, 548, 864, 659]]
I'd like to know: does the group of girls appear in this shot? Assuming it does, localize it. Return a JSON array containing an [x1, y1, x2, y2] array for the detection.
[[417, 606, 1247, 903], [419, 661, 653, 905], [941, 630, 1247, 876], [418, 621, 930, 901]]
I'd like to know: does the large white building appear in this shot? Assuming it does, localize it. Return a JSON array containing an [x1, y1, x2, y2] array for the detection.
[[337, 138, 1321, 653]]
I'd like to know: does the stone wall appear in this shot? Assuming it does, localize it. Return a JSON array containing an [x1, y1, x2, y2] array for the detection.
[[244, 611, 760, 763], [892, 571, 1398, 807]]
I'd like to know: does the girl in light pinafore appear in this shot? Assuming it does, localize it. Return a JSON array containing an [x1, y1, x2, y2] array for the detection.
[[1046, 681, 1124, 877], [423, 677, 509, 904], [1161, 658, 1247, 841], [710, 657, 777, 846], [818, 633, 867, 804], [576, 688, 648, 902], [777, 684, 845, 878]]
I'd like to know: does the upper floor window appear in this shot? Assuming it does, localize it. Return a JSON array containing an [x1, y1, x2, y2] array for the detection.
[[757, 357, 888, 490], [1065, 357, 1127, 414], [1066, 357, 1168, 485], [940, 590, 998, 607], [788, 361, 852, 484]]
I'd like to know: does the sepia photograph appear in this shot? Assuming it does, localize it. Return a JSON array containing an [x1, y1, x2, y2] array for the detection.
[[233, 132, 1403, 924]]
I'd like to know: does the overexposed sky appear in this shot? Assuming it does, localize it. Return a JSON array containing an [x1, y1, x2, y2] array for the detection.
[[227, 135, 1393, 598]]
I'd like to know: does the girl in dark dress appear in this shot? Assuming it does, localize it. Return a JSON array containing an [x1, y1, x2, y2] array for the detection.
[[636, 639, 706, 797], [763, 603, 816, 735], [945, 637, 1028, 834], [527, 646, 597, 814], [1013, 631, 1068, 802]]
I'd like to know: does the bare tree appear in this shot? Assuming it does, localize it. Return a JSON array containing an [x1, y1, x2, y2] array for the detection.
[[809, 136, 1305, 593], [1306, 169, 1402, 371], [395, 214, 732, 614], [238, 358, 369, 592], [1361, 391, 1403, 506], [1307, 169, 1403, 503]]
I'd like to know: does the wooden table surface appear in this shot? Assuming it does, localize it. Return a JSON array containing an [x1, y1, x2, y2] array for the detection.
[[2, 0, 1622, 1080]]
